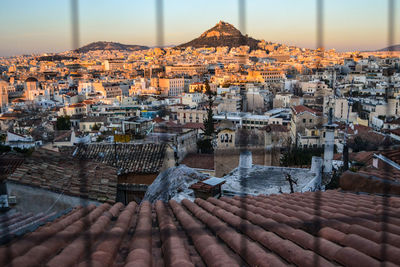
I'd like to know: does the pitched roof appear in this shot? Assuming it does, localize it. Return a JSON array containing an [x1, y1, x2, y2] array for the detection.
[[333, 151, 376, 165], [381, 150, 400, 166], [390, 128, 400, 137], [7, 149, 117, 203], [1, 190, 400, 266], [152, 117, 165, 123], [73, 143, 167, 174], [291, 105, 318, 115], [53, 130, 73, 142], [0, 209, 71, 246], [341, 170, 400, 194], [80, 116, 108, 123], [0, 155, 25, 181], [182, 122, 205, 130]]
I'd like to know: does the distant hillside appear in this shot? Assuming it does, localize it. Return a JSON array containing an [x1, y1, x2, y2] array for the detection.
[[177, 21, 261, 50], [75, 41, 149, 53], [377, 44, 400, 52]]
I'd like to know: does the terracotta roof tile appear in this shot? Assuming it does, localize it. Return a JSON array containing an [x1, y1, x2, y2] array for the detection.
[[292, 105, 318, 115], [74, 143, 167, 174], [1, 191, 400, 265], [7, 149, 117, 203]]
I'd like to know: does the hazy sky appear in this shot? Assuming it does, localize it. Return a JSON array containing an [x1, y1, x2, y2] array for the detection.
[[0, 0, 399, 56]]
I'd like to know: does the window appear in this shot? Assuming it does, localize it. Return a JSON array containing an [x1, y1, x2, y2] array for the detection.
[[309, 119, 312, 123], [303, 119, 306, 123]]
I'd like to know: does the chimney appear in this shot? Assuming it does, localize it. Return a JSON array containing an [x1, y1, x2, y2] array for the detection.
[[310, 156, 323, 174], [323, 108, 336, 174], [239, 150, 252, 169]]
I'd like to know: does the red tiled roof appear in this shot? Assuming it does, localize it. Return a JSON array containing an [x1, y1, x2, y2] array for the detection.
[[0, 211, 60, 244], [390, 128, 400, 137], [341, 170, 400, 193], [182, 122, 204, 129], [291, 105, 318, 115], [1, 191, 400, 266], [0, 155, 25, 181], [333, 151, 376, 164], [73, 143, 167, 174], [7, 149, 118, 203], [382, 150, 400, 166], [68, 103, 85, 108], [152, 117, 164, 123]]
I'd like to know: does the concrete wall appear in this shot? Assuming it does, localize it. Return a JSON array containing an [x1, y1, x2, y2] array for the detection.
[[6, 182, 100, 214]]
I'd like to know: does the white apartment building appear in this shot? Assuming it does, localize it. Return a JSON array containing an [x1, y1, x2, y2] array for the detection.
[[181, 93, 203, 108]]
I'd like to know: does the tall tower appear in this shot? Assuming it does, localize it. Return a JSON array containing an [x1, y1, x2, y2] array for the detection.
[[323, 108, 337, 175], [0, 80, 9, 111]]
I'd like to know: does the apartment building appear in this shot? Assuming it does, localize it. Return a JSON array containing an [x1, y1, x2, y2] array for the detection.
[[290, 105, 325, 144], [93, 82, 123, 99], [165, 64, 208, 76], [177, 109, 207, 124], [159, 78, 185, 96], [181, 93, 203, 108]]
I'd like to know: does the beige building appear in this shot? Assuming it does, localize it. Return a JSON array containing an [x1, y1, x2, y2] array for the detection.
[[188, 82, 217, 93], [290, 105, 325, 144], [0, 80, 9, 110], [58, 103, 87, 117], [248, 69, 285, 83], [79, 117, 108, 132], [24, 77, 43, 101], [165, 64, 207, 76], [273, 93, 292, 108], [177, 109, 207, 124], [218, 93, 242, 113], [93, 82, 122, 99], [159, 78, 185, 96]]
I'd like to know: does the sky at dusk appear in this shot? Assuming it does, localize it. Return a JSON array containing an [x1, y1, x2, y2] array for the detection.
[[0, 0, 399, 56]]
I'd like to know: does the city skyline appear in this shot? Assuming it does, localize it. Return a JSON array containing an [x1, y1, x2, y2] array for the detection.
[[0, 0, 399, 57]]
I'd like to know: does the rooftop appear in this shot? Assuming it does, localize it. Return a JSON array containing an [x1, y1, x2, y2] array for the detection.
[[73, 143, 167, 174], [1, 190, 400, 266], [7, 149, 117, 203], [292, 105, 318, 115]]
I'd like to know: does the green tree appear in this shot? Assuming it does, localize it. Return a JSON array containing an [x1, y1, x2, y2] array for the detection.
[[280, 146, 324, 167], [92, 123, 101, 131], [203, 80, 216, 137], [0, 134, 6, 143], [56, 116, 71, 130]]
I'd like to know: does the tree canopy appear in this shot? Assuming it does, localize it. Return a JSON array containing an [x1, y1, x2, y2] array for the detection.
[[56, 116, 71, 130]]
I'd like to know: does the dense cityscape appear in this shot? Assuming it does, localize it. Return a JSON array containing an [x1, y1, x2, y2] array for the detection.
[[1, 12, 400, 267]]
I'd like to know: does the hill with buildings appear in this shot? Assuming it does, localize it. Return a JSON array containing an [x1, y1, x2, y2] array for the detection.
[[178, 21, 261, 50], [377, 44, 400, 52], [75, 41, 149, 53]]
